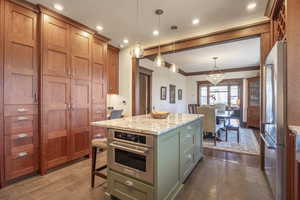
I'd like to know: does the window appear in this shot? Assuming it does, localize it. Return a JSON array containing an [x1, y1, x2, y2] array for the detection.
[[230, 85, 239, 106], [209, 86, 228, 105], [199, 86, 208, 105], [198, 82, 241, 107]]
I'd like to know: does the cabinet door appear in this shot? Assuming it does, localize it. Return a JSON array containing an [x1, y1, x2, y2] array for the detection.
[[4, 2, 38, 105], [70, 27, 92, 159], [70, 79, 91, 159], [43, 76, 70, 169], [42, 14, 70, 78], [108, 47, 119, 94]]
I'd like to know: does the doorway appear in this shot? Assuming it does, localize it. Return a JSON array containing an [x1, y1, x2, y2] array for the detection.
[[138, 67, 152, 114]]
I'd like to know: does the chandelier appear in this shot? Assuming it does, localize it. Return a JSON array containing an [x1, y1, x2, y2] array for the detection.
[[130, 0, 144, 58], [207, 57, 225, 85]]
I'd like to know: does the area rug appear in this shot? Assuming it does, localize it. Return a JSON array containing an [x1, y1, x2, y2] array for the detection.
[[203, 128, 260, 156]]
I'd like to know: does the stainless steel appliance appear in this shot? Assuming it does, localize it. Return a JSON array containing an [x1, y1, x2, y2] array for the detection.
[[262, 41, 287, 200], [108, 130, 154, 184]]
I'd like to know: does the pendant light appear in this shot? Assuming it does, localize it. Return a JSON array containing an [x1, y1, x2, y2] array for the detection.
[[207, 57, 225, 85], [154, 9, 165, 67], [130, 0, 144, 58], [170, 25, 178, 73]]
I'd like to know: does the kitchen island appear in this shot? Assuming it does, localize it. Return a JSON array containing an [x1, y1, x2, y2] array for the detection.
[[91, 114, 204, 200]]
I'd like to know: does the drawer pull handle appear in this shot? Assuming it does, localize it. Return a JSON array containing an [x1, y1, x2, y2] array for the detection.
[[17, 108, 28, 112], [17, 133, 29, 138], [17, 116, 29, 121], [124, 180, 133, 187], [17, 152, 28, 158]]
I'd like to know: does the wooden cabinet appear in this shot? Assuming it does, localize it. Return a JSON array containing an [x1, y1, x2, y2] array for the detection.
[[3, 1, 39, 181], [40, 11, 108, 173], [107, 45, 119, 94], [92, 38, 107, 138], [247, 77, 260, 128], [0, 0, 109, 183]]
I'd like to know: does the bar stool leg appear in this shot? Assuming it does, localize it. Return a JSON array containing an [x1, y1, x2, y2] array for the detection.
[[237, 128, 240, 144], [225, 128, 228, 142], [91, 146, 97, 188]]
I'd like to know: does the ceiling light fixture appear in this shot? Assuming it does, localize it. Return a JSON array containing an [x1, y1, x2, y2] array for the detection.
[[96, 25, 103, 31], [192, 18, 199, 25], [54, 3, 64, 11], [170, 25, 178, 73], [153, 30, 159, 36], [247, 2, 257, 10], [207, 57, 225, 85], [130, 0, 144, 58], [123, 39, 129, 44], [120, 44, 124, 48], [154, 9, 165, 67]]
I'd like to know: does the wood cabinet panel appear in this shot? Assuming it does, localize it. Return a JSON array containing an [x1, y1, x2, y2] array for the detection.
[[4, 1, 37, 105], [43, 76, 70, 168], [42, 14, 69, 77], [2, 1, 38, 182], [107, 46, 119, 94]]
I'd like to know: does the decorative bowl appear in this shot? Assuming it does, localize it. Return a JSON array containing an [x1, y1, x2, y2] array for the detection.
[[151, 112, 169, 119]]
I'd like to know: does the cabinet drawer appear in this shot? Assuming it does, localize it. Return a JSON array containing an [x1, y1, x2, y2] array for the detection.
[[9, 132, 36, 148], [5, 143, 37, 181], [4, 105, 37, 117], [181, 147, 195, 182], [108, 170, 154, 200], [5, 115, 36, 136]]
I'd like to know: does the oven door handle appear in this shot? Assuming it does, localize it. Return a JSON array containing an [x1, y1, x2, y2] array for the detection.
[[109, 142, 149, 154]]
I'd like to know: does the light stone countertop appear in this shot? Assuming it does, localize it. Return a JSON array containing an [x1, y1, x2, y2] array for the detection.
[[91, 113, 204, 135], [289, 126, 300, 136]]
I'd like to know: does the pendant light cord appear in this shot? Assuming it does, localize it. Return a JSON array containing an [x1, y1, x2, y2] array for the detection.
[[158, 14, 161, 53]]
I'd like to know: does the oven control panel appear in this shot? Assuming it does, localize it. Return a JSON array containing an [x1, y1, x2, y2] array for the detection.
[[114, 131, 146, 144]]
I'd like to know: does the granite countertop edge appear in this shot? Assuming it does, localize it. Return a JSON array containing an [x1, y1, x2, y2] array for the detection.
[[90, 114, 204, 136]]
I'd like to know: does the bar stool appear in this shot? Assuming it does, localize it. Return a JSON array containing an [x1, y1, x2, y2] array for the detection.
[[91, 138, 107, 188]]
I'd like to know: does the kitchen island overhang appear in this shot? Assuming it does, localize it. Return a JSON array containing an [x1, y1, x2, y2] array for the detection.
[[91, 114, 204, 200]]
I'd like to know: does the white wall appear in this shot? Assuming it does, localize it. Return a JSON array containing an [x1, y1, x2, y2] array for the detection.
[[107, 47, 260, 119], [139, 59, 187, 113], [107, 48, 132, 117]]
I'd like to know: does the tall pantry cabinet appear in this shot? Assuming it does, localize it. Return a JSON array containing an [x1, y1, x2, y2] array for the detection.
[[0, 0, 112, 186], [3, 1, 39, 181]]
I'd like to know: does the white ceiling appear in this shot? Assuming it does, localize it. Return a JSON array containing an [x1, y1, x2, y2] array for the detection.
[[26, 0, 268, 47], [164, 37, 261, 72]]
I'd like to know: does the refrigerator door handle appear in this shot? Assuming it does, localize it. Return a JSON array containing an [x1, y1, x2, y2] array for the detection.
[[260, 133, 276, 150]]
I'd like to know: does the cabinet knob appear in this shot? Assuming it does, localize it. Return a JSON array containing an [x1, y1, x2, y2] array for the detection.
[[17, 116, 29, 121], [17, 108, 28, 112], [124, 180, 133, 187], [17, 152, 28, 158], [17, 133, 29, 138]]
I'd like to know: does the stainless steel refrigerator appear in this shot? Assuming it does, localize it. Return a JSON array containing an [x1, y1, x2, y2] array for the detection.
[[261, 41, 287, 200]]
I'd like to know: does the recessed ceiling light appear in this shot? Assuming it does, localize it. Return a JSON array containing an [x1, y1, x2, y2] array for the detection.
[[153, 30, 159, 36], [96, 26, 103, 31], [192, 18, 199, 25], [120, 44, 124, 48], [54, 3, 64, 11], [123, 39, 129, 44], [247, 2, 257, 10]]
